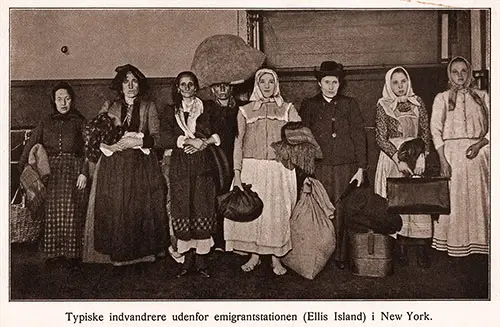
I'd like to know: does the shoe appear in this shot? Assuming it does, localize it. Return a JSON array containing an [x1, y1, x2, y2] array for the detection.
[[176, 268, 189, 278], [416, 246, 431, 268], [197, 269, 211, 278], [335, 260, 346, 270]]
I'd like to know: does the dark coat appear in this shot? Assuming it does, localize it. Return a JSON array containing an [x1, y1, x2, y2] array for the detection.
[[300, 93, 367, 168]]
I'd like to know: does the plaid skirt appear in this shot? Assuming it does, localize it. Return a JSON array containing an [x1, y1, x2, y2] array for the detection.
[[41, 154, 87, 258]]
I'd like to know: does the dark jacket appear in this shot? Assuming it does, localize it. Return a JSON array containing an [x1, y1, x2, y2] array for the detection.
[[300, 93, 367, 168], [19, 112, 88, 177]]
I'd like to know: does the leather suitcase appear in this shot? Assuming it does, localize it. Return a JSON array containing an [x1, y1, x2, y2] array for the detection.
[[386, 177, 450, 214], [349, 231, 394, 277]]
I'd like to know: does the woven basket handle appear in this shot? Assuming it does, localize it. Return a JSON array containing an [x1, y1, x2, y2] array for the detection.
[[11, 187, 26, 207]]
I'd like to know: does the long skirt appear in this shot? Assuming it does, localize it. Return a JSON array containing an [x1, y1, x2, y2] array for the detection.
[[94, 149, 167, 262], [432, 139, 489, 256], [169, 149, 217, 255], [225, 159, 296, 257], [314, 162, 358, 262], [374, 151, 432, 238], [41, 154, 87, 258]]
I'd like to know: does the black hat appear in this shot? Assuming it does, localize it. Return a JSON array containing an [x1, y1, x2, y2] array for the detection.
[[314, 61, 344, 81]]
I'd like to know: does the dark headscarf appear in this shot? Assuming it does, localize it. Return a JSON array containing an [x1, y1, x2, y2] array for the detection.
[[50, 82, 84, 120], [110, 64, 149, 95]]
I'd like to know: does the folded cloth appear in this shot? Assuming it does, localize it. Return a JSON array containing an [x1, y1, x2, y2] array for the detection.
[[28, 143, 50, 179], [100, 132, 150, 156], [272, 122, 323, 175], [20, 165, 45, 214]]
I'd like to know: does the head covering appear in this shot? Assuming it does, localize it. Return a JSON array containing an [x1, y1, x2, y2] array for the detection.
[[50, 81, 84, 120], [377, 66, 420, 117], [314, 61, 345, 82], [110, 64, 149, 94], [447, 56, 483, 111], [249, 68, 284, 111], [191, 35, 266, 89]]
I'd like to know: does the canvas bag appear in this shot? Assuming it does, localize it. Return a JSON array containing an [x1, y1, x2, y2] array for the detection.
[[282, 177, 336, 279]]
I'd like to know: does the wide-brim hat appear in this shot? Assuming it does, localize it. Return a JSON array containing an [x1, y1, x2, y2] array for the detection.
[[191, 35, 266, 89], [314, 61, 344, 81]]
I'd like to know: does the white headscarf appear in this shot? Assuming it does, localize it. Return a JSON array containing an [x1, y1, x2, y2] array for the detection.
[[377, 66, 420, 118], [249, 68, 284, 111]]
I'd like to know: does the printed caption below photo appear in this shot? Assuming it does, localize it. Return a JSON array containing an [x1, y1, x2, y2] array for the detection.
[[65, 311, 433, 324]]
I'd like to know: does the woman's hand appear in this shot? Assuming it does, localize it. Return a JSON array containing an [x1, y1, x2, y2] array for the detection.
[[183, 145, 198, 154], [396, 161, 414, 176], [439, 159, 452, 178], [76, 174, 87, 190], [233, 170, 243, 190], [116, 136, 142, 150], [414, 153, 426, 175], [466, 138, 488, 159], [184, 138, 207, 150], [349, 168, 364, 187]]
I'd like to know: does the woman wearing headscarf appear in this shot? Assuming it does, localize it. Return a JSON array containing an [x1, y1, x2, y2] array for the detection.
[[19, 82, 88, 268], [161, 71, 222, 278], [91, 64, 167, 268], [430, 56, 489, 258], [374, 66, 432, 267], [225, 68, 301, 276]]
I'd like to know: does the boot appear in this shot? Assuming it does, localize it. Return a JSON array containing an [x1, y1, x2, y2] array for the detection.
[[397, 242, 408, 266]]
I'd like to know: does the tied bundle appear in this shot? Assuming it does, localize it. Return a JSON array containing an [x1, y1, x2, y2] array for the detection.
[[271, 122, 322, 175], [84, 113, 125, 163]]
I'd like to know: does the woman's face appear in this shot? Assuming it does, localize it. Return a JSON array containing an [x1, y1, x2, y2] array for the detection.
[[178, 75, 197, 99], [319, 76, 340, 98], [54, 89, 72, 114], [450, 61, 468, 86], [390, 71, 409, 96], [258, 73, 276, 99], [122, 72, 140, 99]]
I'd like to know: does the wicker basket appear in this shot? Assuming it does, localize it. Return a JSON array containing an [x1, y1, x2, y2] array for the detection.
[[10, 188, 41, 243]]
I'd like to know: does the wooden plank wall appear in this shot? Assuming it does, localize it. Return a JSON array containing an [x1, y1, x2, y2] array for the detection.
[[261, 10, 440, 68]]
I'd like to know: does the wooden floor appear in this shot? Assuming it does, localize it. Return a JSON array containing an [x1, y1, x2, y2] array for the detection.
[[9, 243, 489, 300]]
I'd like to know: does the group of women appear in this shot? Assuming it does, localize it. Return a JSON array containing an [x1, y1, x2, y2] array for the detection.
[[19, 56, 490, 278]]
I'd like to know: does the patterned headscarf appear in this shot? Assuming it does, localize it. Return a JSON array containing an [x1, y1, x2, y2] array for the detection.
[[249, 68, 284, 111], [447, 56, 484, 111], [377, 66, 420, 117]]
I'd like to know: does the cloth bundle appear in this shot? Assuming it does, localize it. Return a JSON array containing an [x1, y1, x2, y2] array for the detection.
[[271, 122, 323, 175], [282, 177, 336, 280], [339, 182, 402, 235], [397, 137, 425, 172], [217, 184, 264, 222], [84, 113, 125, 162]]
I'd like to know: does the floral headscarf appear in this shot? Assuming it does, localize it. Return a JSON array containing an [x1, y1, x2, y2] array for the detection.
[[377, 66, 420, 117], [249, 68, 284, 111]]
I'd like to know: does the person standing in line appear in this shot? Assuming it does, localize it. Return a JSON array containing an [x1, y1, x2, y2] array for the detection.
[[225, 68, 301, 276], [19, 82, 89, 269], [430, 56, 489, 258], [299, 61, 367, 269], [374, 66, 432, 267]]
